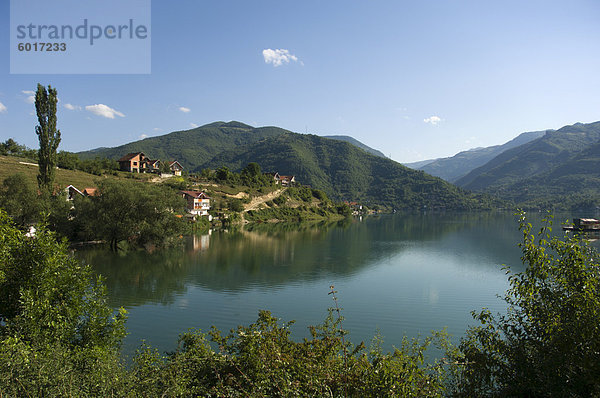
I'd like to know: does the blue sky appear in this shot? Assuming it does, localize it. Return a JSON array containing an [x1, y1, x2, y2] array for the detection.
[[1, 0, 599, 162]]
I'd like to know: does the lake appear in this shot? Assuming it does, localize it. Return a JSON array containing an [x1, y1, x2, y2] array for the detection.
[[77, 212, 587, 358]]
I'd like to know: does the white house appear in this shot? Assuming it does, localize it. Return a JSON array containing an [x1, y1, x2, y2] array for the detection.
[[180, 190, 211, 216]]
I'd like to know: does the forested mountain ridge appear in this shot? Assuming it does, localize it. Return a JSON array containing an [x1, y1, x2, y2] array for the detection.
[[79, 121, 388, 167], [78, 121, 287, 169], [470, 137, 600, 208], [201, 132, 495, 210], [405, 130, 547, 182], [322, 135, 387, 158], [78, 122, 496, 210], [456, 121, 600, 191]]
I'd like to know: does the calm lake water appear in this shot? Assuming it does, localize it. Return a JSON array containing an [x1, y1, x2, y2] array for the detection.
[[77, 212, 592, 358]]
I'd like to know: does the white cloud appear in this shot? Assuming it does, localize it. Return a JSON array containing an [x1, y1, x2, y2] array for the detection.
[[64, 103, 81, 111], [179, 106, 191, 113], [0, 102, 6, 113], [85, 104, 125, 119], [139, 134, 148, 139], [190, 123, 198, 128], [262, 48, 299, 67], [22, 90, 35, 104], [423, 116, 442, 125], [153, 127, 161, 131]]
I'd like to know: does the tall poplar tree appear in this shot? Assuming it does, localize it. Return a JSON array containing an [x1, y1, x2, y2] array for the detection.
[[35, 84, 61, 194]]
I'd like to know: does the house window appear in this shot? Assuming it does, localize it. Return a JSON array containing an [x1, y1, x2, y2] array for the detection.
[[133, 162, 137, 166]]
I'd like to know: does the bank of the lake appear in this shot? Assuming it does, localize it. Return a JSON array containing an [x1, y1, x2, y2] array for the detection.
[[77, 211, 595, 359]]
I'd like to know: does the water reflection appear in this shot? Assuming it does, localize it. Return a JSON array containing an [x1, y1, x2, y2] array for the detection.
[[79, 212, 528, 309], [76, 211, 585, 356], [192, 231, 211, 251]]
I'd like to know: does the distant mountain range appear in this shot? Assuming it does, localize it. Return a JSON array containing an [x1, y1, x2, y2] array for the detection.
[[78, 121, 494, 210], [404, 130, 547, 182], [79, 119, 600, 209], [455, 121, 600, 207]]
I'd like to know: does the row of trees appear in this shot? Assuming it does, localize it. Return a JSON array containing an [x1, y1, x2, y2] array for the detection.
[[1, 211, 600, 395], [0, 138, 38, 158], [0, 174, 190, 249]]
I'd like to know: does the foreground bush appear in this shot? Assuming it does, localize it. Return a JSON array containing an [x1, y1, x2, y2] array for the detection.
[[131, 310, 453, 397], [454, 213, 600, 396], [0, 210, 128, 396], [4, 208, 600, 396]]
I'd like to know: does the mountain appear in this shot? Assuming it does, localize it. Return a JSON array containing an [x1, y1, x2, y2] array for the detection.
[[79, 122, 388, 167], [455, 121, 600, 206], [322, 135, 387, 158], [403, 159, 434, 169], [202, 132, 494, 210], [79, 121, 496, 211], [498, 141, 600, 205], [78, 121, 287, 168], [404, 130, 547, 182]]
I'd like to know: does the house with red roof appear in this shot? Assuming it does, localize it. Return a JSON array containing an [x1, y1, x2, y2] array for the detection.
[[279, 175, 296, 186], [118, 152, 147, 173], [179, 190, 211, 216]]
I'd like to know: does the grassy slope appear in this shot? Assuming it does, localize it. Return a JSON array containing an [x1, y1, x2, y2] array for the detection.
[[0, 155, 106, 189]]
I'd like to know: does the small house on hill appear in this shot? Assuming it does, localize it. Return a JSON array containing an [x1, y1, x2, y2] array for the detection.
[[279, 175, 296, 187], [118, 152, 147, 173], [179, 190, 211, 216], [64, 185, 98, 199], [65, 185, 84, 200], [118, 153, 184, 176], [265, 172, 281, 184], [265, 172, 296, 186], [169, 161, 184, 176], [83, 188, 98, 197], [145, 159, 161, 173]]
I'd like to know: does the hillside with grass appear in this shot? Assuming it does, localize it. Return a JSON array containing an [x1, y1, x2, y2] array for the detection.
[[0, 155, 108, 189], [475, 139, 600, 209]]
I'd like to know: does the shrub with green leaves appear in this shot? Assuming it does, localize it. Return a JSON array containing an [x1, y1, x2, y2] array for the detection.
[[131, 309, 452, 397], [0, 210, 128, 396], [454, 212, 600, 396]]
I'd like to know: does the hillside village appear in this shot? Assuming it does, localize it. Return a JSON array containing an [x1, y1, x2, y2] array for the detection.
[[61, 151, 313, 223]]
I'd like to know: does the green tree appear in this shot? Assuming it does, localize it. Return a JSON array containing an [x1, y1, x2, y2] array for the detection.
[[0, 210, 128, 396], [0, 173, 42, 226], [216, 165, 231, 181], [159, 159, 172, 174], [227, 198, 244, 212], [454, 212, 600, 396], [56, 150, 80, 170], [34, 84, 61, 194], [74, 179, 186, 249], [242, 162, 261, 177], [0, 138, 24, 156]]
